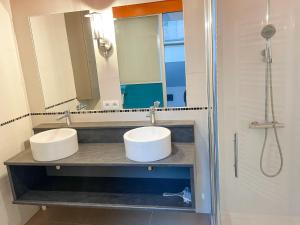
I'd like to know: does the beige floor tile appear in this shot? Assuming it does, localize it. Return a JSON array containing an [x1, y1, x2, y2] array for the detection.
[[25, 207, 210, 225], [87, 208, 152, 225], [26, 213, 89, 225], [150, 211, 210, 225], [44, 206, 92, 224], [25, 207, 91, 225]]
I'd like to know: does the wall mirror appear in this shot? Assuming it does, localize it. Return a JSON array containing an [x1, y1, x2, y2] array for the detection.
[[29, 0, 188, 111]]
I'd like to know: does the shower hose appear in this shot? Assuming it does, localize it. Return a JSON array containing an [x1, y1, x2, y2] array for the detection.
[[260, 42, 284, 177]]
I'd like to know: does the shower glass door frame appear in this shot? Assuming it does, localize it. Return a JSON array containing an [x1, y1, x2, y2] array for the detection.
[[204, 0, 220, 225]]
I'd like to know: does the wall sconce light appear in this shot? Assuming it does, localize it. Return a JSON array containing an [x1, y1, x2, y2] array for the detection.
[[85, 12, 113, 58]]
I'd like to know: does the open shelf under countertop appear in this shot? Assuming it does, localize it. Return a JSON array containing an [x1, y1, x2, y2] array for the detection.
[[14, 191, 194, 212]]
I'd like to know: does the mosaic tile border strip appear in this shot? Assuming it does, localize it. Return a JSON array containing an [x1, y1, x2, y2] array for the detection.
[[45, 98, 77, 110], [0, 113, 31, 127], [1, 107, 208, 127], [32, 107, 209, 116]]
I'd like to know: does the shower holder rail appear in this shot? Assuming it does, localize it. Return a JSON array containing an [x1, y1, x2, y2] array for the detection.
[[249, 121, 285, 129]]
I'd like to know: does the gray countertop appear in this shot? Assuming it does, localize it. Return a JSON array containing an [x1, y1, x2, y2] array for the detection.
[[33, 120, 195, 130], [5, 143, 195, 167]]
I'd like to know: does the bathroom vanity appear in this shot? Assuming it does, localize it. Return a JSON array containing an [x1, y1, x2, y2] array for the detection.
[[5, 121, 196, 212]]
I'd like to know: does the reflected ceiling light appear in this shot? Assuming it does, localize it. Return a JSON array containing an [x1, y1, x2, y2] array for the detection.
[[85, 12, 113, 58]]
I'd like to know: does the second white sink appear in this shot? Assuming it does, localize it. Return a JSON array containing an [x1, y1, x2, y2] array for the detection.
[[30, 128, 78, 161], [124, 126, 171, 162]]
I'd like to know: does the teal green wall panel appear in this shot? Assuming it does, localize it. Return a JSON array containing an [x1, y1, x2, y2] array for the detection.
[[121, 83, 164, 109]]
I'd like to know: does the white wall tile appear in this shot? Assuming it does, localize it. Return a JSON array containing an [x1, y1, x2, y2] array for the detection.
[[0, 1, 38, 224], [186, 72, 208, 107], [183, 0, 206, 74], [0, 0, 30, 121], [0, 118, 37, 225]]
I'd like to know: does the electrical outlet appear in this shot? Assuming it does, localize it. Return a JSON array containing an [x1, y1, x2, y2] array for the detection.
[[102, 100, 120, 110], [102, 101, 111, 110], [111, 100, 120, 109]]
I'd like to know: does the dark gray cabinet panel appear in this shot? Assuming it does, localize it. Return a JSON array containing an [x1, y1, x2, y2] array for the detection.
[[7, 165, 195, 211]]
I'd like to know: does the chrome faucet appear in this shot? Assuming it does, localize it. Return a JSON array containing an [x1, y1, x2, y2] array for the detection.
[[76, 103, 88, 111], [57, 110, 71, 126], [147, 101, 160, 125]]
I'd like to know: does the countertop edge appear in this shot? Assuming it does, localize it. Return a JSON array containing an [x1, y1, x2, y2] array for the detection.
[[4, 143, 195, 167], [4, 162, 194, 167]]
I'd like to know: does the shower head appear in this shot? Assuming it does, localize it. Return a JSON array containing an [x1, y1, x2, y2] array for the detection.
[[261, 24, 276, 40]]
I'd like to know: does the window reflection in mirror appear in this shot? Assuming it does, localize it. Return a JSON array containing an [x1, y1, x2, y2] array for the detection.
[[163, 12, 186, 108], [115, 15, 165, 109], [115, 11, 186, 109]]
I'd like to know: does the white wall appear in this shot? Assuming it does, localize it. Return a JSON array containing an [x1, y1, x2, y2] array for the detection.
[[183, 0, 207, 107], [0, 0, 38, 224], [92, 8, 123, 108], [291, 0, 300, 217], [30, 13, 77, 108], [219, 0, 300, 224]]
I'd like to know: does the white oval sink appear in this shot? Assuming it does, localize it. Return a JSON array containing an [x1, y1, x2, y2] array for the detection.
[[124, 126, 171, 162], [30, 128, 78, 161]]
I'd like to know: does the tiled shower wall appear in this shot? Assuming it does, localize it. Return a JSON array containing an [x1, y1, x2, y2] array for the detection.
[[0, 0, 38, 224], [219, 0, 300, 224]]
